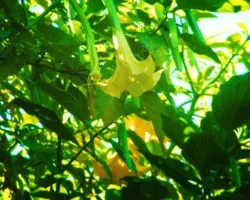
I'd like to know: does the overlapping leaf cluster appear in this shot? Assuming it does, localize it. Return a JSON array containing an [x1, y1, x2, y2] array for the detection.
[[0, 0, 250, 199]]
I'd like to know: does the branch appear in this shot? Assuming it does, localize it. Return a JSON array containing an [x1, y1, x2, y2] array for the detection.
[[201, 36, 250, 96], [61, 123, 113, 172]]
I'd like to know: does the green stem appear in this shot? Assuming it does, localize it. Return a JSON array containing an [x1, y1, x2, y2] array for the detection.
[[181, 50, 197, 97], [162, 30, 183, 71], [103, 0, 122, 32], [230, 156, 241, 187], [185, 9, 205, 44], [200, 37, 249, 96], [56, 135, 62, 193], [70, 0, 100, 78]]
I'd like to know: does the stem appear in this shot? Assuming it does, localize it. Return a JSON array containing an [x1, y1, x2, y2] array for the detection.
[[103, 0, 123, 32], [188, 37, 250, 113], [61, 123, 112, 172], [185, 10, 205, 44], [69, 0, 100, 79], [201, 37, 249, 96], [230, 156, 241, 187], [181, 49, 197, 97], [56, 136, 62, 193]]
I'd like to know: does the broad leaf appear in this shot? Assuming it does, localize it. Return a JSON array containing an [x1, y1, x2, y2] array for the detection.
[[142, 151, 201, 194], [95, 89, 123, 126], [39, 82, 90, 122], [35, 23, 79, 53], [161, 114, 188, 148], [138, 33, 170, 67], [121, 176, 171, 200], [201, 112, 239, 152], [212, 73, 250, 130], [182, 134, 228, 178], [141, 91, 174, 148]]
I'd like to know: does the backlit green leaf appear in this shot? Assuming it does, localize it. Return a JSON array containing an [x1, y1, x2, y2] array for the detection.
[[181, 33, 221, 63]]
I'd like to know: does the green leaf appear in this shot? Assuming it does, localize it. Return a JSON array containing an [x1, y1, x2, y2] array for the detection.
[[96, 89, 124, 126], [92, 154, 113, 179], [127, 130, 150, 153], [118, 122, 133, 170], [212, 73, 250, 130], [35, 22, 79, 53], [161, 114, 188, 148], [181, 33, 220, 63], [39, 82, 89, 122], [12, 98, 79, 146], [35, 174, 60, 188], [108, 139, 137, 173], [87, 0, 105, 14], [141, 91, 176, 148], [105, 188, 122, 200], [2, 0, 24, 23], [138, 33, 170, 66], [176, 0, 228, 11], [67, 166, 86, 183], [136, 9, 151, 25], [121, 176, 171, 200], [0, 54, 25, 80], [142, 151, 201, 194], [200, 112, 238, 152], [203, 66, 215, 79], [182, 134, 228, 178]]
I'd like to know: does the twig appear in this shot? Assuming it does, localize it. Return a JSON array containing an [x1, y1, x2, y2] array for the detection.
[[61, 122, 113, 172], [56, 135, 62, 193], [201, 36, 250, 96]]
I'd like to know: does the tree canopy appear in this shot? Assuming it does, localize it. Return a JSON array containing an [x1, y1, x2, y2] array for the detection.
[[1, 0, 250, 199]]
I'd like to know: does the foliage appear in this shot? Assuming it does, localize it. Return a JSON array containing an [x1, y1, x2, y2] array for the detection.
[[1, 0, 250, 199]]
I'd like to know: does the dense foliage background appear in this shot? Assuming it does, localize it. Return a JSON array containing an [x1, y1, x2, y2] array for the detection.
[[1, 0, 250, 199]]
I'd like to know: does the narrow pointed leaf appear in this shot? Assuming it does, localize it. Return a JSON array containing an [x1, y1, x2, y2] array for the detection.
[[181, 33, 220, 63]]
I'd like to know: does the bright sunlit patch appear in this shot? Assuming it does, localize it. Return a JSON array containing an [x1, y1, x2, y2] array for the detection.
[[10, 143, 23, 155], [165, 141, 171, 149], [2, 188, 11, 200], [129, 123, 135, 131], [144, 131, 150, 142], [113, 35, 119, 50], [199, 11, 250, 42], [173, 93, 191, 112], [52, 22, 59, 28], [29, 4, 44, 14]]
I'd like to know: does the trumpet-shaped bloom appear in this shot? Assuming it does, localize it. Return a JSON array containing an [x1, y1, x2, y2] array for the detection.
[[98, 30, 162, 98]]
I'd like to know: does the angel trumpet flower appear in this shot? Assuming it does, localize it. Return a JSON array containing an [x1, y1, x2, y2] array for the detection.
[[98, 30, 162, 98]]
